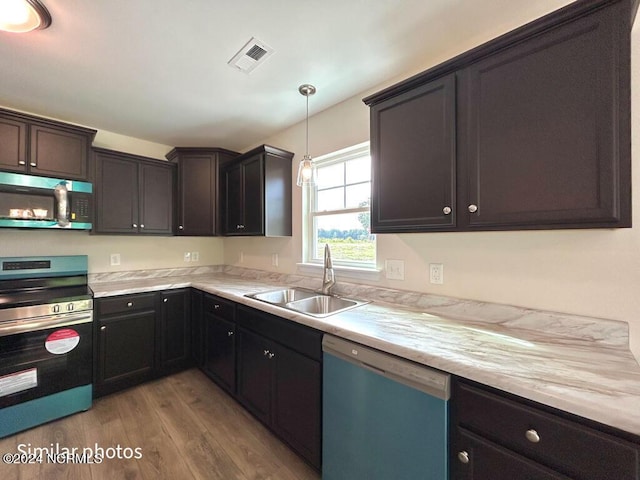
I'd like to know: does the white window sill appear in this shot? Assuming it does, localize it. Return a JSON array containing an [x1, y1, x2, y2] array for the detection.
[[296, 263, 381, 282]]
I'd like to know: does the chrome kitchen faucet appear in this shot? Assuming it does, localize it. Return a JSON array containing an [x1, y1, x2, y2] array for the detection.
[[321, 244, 336, 295]]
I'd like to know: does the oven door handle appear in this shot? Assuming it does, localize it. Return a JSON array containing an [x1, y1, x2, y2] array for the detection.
[[0, 311, 93, 337]]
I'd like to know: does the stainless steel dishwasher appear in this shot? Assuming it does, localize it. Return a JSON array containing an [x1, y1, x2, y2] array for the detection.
[[322, 335, 450, 480]]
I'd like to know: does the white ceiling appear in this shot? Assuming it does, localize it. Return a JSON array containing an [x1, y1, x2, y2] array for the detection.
[[0, 0, 574, 152]]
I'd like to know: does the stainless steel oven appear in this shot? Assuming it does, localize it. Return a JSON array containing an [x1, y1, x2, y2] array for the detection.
[[0, 256, 93, 438]]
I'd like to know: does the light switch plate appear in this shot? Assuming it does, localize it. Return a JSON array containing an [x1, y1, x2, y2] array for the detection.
[[385, 259, 405, 280], [110, 253, 121, 266], [184, 252, 191, 262], [191, 251, 199, 262]]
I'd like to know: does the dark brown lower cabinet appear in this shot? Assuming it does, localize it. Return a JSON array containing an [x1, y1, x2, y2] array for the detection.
[[95, 290, 191, 397], [158, 289, 191, 375], [451, 378, 640, 480], [202, 293, 237, 394], [95, 293, 157, 397], [236, 305, 322, 470]]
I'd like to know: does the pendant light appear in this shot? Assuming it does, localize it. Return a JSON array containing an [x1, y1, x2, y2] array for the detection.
[[0, 0, 51, 33], [296, 84, 317, 187]]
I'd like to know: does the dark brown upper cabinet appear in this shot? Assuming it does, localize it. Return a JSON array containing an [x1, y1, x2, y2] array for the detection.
[[222, 145, 294, 237], [364, 0, 631, 233], [94, 148, 175, 235], [0, 107, 96, 181], [370, 74, 456, 233], [166, 147, 239, 236]]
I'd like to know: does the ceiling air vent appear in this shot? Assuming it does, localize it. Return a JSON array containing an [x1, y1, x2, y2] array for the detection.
[[228, 37, 274, 74]]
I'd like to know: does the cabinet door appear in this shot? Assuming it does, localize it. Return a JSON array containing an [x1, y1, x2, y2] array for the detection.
[[159, 289, 191, 374], [223, 162, 244, 234], [95, 153, 139, 233], [29, 124, 89, 180], [273, 344, 321, 469], [139, 162, 173, 234], [96, 310, 156, 396], [460, 3, 629, 229], [191, 289, 204, 367], [451, 429, 571, 480], [0, 117, 27, 172], [237, 327, 274, 425], [177, 155, 215, 235], [241, 154, 264, 235], [370, 74, 456, 233], [203, 312, 236, 393]]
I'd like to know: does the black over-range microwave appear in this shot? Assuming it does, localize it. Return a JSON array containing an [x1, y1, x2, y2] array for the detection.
[[0, 172, 92, 230]]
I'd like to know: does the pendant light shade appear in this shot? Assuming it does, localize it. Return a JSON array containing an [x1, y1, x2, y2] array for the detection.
[[0, 0, 51, 33], [296, 84, 316, 187]]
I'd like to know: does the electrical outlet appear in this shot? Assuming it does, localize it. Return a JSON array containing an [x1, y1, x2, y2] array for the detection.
[[271, 253, 279, 267], [429, 263, 444, 284], [191, 251, 199, 262], [110, 253, 121, 266], [184, 252, 191, 262], [385, 259, 405, 280], [239, 251, 244, 263]]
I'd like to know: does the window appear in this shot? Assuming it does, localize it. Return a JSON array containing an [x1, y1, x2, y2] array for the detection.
[[303, 142, 375, 268]]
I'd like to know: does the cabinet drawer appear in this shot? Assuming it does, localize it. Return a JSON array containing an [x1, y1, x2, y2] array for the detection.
[[97, 293, 157, 316], [203, 294, 235, 321], [456, 381, 640, 479], [237, 305, 322, 361]]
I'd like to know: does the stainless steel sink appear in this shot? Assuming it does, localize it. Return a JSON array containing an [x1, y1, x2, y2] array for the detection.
[[246, 287, 368, 317], [248, 287, 318, 305]]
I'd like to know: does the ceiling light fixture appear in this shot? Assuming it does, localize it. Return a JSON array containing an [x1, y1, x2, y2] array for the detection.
[[296, 84, 317, 187], [0, 0, 51, 33]]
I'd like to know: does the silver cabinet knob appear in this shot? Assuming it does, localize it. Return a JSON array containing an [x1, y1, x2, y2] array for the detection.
[[227, 331, 234, 337], [140, 224, 145, 229], [132, 223, 138, 228], [457, 451, 470, 464], [263, 349, 270, 356], [468, 204, 478, 213], [214, 304, 220, 309], [100, 326, 106, 331], [127, 302, 133, 307], [268, 352, 275, 359], [163, 298, 168, 303], [443, 206, 452, 215], [525, 429, 540, 443], [178, 225, 184, 230], [18, 160, 26, 165], [30, 162, 37, 167]]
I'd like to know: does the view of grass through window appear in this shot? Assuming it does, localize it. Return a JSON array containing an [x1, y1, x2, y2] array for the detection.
[[310, 146, 375, 266]]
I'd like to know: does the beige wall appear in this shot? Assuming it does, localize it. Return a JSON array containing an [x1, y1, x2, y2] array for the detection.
[[226, 5, 640, 360], [0, 120, 225, 273]]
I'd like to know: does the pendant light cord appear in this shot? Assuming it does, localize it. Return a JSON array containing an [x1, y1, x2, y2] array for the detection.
[[305, 93, 309, 157]]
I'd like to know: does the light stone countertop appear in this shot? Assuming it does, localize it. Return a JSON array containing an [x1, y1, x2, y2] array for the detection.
[[90, 267, 640, 437]]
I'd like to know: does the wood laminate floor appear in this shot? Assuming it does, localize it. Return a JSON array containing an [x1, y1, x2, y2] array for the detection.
[[0, 369, 320, 480]]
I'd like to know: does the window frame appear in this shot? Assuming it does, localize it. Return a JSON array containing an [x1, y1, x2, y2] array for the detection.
[[302, 142, 376, 270]]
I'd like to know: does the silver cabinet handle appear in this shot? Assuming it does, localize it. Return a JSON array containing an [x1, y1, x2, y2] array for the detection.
[[163, 298, 168, 303], [267, 352, 275, 359], [178, 225, 184, 230], [227, 331, 234, 337], [132, 223, 138, 228], [263, 349, 269, 356], [457, 451, 469, 464], [18, 160, 26, 165], [237, 224, 246, 229], [443, 206, 452, 215], [468, 204, 478, 213], [214, 304, 220, 309], [127, 302, 133, 307], [525, 429, 540, 443], [100, 326, 106, 331], [30, 162, 37, 167]]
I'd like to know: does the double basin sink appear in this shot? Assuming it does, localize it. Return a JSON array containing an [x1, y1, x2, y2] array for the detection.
[[246, 287, 368, 318]]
